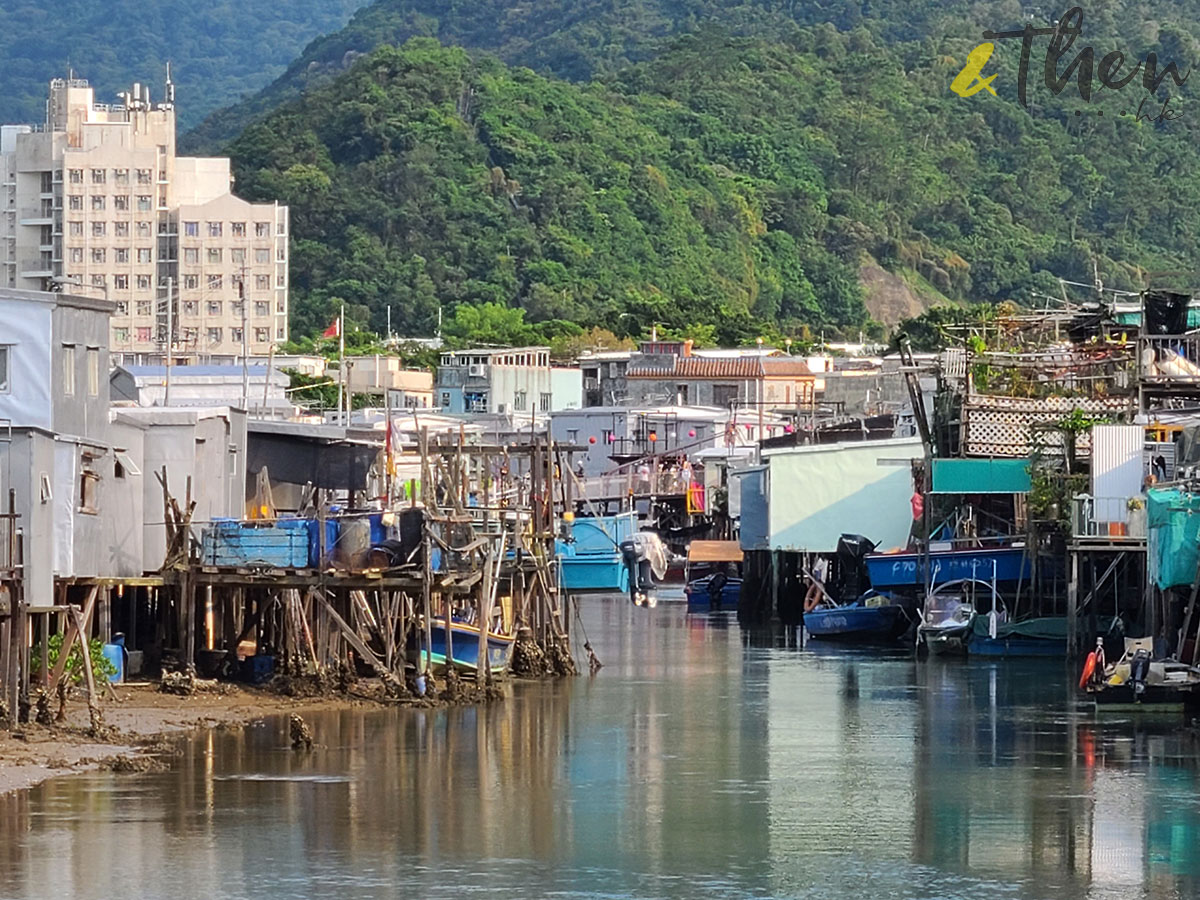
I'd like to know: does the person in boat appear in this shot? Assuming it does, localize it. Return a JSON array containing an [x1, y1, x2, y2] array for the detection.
[[708, 565, 729, 609], [803, 557, 829, 613]]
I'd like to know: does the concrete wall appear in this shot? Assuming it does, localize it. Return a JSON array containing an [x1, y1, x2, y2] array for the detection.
[[550, 367, 582, 411]]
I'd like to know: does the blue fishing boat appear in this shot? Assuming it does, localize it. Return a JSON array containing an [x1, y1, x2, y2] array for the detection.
[[419, 617, 516, 674], [683, 541, 743, 610], [557, 512, 637, 592], [804, 597, 912, 643], [865, 544, 1030, 590], [967, 615, 1124, 657]]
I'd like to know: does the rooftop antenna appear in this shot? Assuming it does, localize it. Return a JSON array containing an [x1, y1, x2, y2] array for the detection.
[[165, 61, 175, 105]]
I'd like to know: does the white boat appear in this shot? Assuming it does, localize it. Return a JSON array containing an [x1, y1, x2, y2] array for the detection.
[[917, 576, 1005, 656]]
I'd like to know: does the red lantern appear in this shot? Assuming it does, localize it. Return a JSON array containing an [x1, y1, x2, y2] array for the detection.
[[688, 429, 696, 438], [785, 425, 794, 434], [588, 436, 597, 444], [649, 432, 658, 442]]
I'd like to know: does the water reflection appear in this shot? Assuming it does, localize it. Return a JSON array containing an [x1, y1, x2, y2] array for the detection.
[[0, 598, 1195, 899]]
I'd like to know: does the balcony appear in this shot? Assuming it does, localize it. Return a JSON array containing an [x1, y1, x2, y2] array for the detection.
[[1070, 494, 1147, 542], [1139, 334, 1200, 396], [18, 207, 53, 225]]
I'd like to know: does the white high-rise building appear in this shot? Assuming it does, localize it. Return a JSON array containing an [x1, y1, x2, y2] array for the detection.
[[1, 75, 289, 363]]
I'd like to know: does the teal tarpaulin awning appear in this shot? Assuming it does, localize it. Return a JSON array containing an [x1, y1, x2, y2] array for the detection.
[[1147, 488, 1200, 590], [931, 458, 1031, 495]]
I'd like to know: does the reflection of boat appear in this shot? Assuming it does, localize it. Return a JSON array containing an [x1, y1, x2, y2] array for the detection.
[[804, 595, 912, 643], [969, 615, 1123, 657], [1082, 636, 1200, 707], [683, 540, 743, 610], [917, 577, 1003, 656], [865, 543, 1030, 589]]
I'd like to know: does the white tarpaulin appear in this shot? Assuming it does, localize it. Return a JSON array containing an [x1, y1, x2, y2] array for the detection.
[[765, 437, 922, 553], [1091, 424, 1144, 523]]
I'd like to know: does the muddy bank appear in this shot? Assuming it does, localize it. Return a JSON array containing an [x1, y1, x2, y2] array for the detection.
[[0, 676, 504, 796]]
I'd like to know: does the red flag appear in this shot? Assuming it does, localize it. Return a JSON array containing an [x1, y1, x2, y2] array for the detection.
[[322, 318, 340, 339]]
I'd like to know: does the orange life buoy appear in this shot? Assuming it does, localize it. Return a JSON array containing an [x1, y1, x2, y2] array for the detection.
[[1079, 651, 1097, 689]]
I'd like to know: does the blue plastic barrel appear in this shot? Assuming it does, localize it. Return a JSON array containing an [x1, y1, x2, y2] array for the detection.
[[101, 643, 124, 683]]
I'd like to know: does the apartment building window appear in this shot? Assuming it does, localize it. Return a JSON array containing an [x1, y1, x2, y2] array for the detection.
[[136, 274, 151, 290], [232, 222, 246, 238], [513, 391, 527, 411], [231, 248, 245, 265], [183, 221, 198, 237], [208, 275, 222, 291], [114, 327, 129, 343], [0, 346, 8, 393], [277, 299, 286, 313], [207, 222, 222, 237], [231, 274, 244, 291], [207, 300, 222, 315], [91, 195, 105, 211], [183, 275, 198, 291], [115, 301, 128, 315], [136, 300, 152, 316], [136, 195, 151, 211], [69, 221, 83, 236], [115, 221, 128, 237], [231, 327, 243, 344], [158, 190, 167, 208], [276, 273, 286, 287], [115, 248, 128, 264], [255, 327, 269, 343], [87, 347, 99, 396], [256, 275, 270, 290], [137, 248, 152, 264], [114, 168, 129, 185], [255, 222, 270, 237], [254, 301, 269, 316], [61, 344, 75, 395], [68, 195, 82, 210], [136, 326, 151, 342], [232, 300, 244, 317], [207, 248, 222, 264], [207, 328, 222, 344], [69, 248, 83, 263], [183, 300, 198, 315], [91, 274, 105, 288], [113, 194, 129, 211], [114, 274, 128, 290], [276, 246, 286, 261], [254, 248, 270, 264], [91, 168, 105, 184], [136, 169, 152, 185], [276, 325, 285, 340], [91, 248, 105, 264], [68, 169, 83, 184], [136, 222, 151, 238], [540, 392, 552, 412], [184, 248, 198, 265], [92, 222, 106, 237]]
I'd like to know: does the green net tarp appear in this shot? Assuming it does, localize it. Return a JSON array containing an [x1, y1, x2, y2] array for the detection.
[[1147, 488, 1200, 590]]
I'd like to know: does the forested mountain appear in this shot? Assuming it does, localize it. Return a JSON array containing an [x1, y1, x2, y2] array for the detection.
[[225, 24, 1200, 343], [0, 0, 364, 130]]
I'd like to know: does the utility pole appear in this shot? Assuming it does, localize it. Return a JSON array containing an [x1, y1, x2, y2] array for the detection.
[[164, 276, 173, 406]]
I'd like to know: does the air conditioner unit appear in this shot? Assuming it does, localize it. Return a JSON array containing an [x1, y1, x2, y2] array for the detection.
[[468, 363, 486, 377], [497, 403, 508, 414]]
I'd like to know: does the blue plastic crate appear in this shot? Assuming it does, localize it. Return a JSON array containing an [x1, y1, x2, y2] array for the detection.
[[200, 521, 309, 568]]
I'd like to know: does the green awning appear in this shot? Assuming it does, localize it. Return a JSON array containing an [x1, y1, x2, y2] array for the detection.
[[931, 458, 1031, 495]]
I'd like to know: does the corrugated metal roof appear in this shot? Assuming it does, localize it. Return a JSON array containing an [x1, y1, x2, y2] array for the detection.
[[626, 357, 814, 379]]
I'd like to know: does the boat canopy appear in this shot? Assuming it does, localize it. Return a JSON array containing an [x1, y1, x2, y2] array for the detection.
[[687, 541, 744, 563]]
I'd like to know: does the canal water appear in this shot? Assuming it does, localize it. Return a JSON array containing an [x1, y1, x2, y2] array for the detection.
[[1, 597, 1198, 900]]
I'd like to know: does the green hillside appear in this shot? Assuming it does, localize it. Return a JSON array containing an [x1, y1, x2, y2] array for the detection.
[[225, 28, 1200, 343], [0, 0, 365, 130]]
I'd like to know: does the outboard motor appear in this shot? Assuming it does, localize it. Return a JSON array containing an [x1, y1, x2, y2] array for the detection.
[[1130, 647, 1152, 697], [621, 538, 656, 607]]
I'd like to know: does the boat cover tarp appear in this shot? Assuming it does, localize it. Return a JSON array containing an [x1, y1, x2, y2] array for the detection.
[[1147, 488, 1200, 589], [687, 540, 744, 563]]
